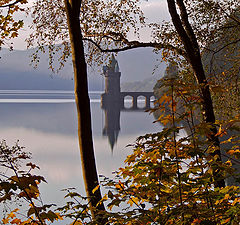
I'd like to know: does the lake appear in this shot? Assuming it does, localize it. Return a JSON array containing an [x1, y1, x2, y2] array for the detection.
[[0, 90, 161, 221]]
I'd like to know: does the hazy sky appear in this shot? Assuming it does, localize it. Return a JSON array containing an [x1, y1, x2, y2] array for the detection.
[[11, 0, 170, 50]]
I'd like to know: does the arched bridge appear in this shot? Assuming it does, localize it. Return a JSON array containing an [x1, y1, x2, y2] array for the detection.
[[120, 92, 155, 110], [101, 92, 155, 111]]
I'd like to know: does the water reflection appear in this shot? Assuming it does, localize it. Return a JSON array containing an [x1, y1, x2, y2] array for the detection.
[[101, 100, 156, 150], [102, 104, 121, 150], [0, 91, 161, 213]]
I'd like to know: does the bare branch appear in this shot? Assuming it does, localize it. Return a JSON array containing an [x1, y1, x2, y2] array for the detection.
[[0, 0, 23, 8], [212, 38, 240, 55], [204, 38, 240, 57]]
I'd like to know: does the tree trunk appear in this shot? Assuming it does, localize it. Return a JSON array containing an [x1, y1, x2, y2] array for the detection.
[[167, 0, 225, 188], [64, 0, 106, 220]]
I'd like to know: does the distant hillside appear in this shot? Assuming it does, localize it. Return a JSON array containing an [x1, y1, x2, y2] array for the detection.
[[0, 47, 165, 91], [0, 48, 104, 90], [121, 76, 162, 92], [117, 48, 166, 83]]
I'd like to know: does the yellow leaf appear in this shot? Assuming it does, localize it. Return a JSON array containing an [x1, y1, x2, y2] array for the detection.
[[215, 125, 227, 137], [71, 221, 82, 225], [107, 203, 114, 211], [127, 197, 139, 207], [232, 198, 240, 206], [8, 211, 16, 219], [2, 218, 9, 224], [10, 218, 22, 224], [223, 218, 231, 223], [225, 160, 232, 167], [223, 194, 230, 200], [55, 213, 63, 220], [227, 150, 235, 155], [125, 154, 136, 164], [11, 32, 18, 38], [92, 185, 100, 194], [191, 218, 201, 224]]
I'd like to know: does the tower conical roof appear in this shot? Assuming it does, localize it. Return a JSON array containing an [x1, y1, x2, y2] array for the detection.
[[109, 54, 120, 72]]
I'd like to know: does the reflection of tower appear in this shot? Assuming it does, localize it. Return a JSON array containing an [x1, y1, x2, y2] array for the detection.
[[101, 55, 121, 150], [102, 107, 120, 151]]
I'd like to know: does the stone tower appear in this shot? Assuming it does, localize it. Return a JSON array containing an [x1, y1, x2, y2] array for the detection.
[[103, 54, 121, 97]]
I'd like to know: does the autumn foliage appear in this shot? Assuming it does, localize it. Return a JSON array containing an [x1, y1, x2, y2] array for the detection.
[[0, 0, 28, 48], [0, 141, 62, 224]]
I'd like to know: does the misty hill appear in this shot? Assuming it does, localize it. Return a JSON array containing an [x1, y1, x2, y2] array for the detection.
[[117, 48, 166, 83], [121, 77, 159, 92], [0, 47, 165, 91], [0, 48, 95, 90]]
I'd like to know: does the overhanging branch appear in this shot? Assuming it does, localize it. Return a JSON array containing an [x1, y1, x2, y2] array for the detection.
[[83, 36, 186, 57]]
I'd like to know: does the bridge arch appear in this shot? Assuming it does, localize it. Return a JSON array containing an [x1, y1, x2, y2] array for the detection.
[[124, 95, 134, 109], [150, 95, 156, 108], [137, 95, 147, 109]]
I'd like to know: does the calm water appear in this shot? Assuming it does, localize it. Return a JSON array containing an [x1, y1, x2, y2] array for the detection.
[[0, 90, 161, 221]]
